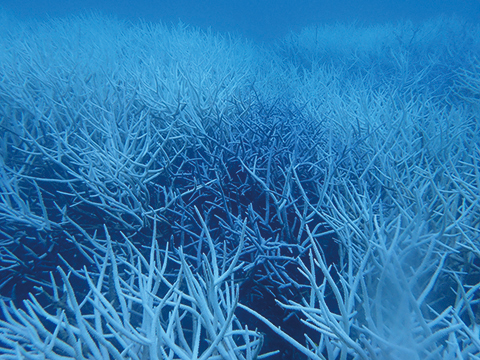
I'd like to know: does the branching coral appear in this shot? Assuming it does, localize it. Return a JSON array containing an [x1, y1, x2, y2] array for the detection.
[[0, 12, 479, 360]]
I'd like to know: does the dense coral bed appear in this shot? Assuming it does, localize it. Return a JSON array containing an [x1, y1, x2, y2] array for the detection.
[[0, 12, 479, 359]]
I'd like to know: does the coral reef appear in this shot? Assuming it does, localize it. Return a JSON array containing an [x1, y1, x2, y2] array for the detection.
[[0, 13, 479, 359]]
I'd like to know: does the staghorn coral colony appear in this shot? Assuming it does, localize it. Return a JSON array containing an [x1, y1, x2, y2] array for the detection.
[[0, 12, 479, 360]]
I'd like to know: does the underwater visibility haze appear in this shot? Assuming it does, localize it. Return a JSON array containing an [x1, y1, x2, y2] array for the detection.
[[2, 0, 480, 40], [0, 0, 480, 359]]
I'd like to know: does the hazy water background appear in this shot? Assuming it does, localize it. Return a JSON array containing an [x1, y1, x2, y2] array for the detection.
[[1, 0, 479, 41]]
